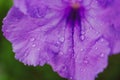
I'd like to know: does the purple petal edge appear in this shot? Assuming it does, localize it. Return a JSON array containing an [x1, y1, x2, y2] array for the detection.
[[2, 0, 120, 80]]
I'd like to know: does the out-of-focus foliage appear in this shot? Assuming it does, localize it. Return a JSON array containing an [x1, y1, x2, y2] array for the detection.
[[0, 0, 120, 80]]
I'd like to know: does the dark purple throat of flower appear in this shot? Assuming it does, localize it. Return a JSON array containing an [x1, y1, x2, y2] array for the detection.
[[64, 2, 86, 38], [65, 3, 85, 27]]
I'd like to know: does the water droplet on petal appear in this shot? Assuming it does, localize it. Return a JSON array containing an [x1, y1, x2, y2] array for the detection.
[[30, 38, 35, 41], [60, 66, 67, 73], [95, 47, 98, 50], [70, 76, 73, 80], [6, 29, 9, 32], [80, 68, 85, 72], [80, 48, 84, 51], [59, 51, 64, 55], [81, 35, 85, 40], [59, 37, 64, 42], [37, 48, 40, 50], [75, 59, 78, 63], [84, 60, 89, 64], [81, 31, 85, 35], [96, 31, 99, 34], [100, 53, 104, 57], [32, 44, 36, 47], [100, 38, 104, 42], [62, 66, 67, 70]]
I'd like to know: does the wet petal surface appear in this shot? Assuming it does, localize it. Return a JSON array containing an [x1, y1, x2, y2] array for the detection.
[[94, 0, 120, 54], [2, 0, 120, 80]]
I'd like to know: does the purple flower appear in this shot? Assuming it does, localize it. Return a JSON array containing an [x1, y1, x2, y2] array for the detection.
[[2, 0, 120, 80]]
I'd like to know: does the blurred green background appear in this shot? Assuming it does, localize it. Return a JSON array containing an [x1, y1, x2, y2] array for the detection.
[[0, 0, 120, 80]]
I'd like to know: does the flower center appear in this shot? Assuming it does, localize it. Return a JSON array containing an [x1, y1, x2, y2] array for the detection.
[[65, 2, 85, 26]]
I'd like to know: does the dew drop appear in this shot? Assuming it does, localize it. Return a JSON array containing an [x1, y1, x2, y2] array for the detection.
[[30, 38, 35, 41], [59, 37, 64, 42], [37, 48, 40, 51], [59, 51, 64, 55], [84, 60, 89, 64], [81, 31, 85, 35], [5, 29, 9, 32], [95, 47, 98, 50], [75, 59, 78, 63], [60, 66, 67, 73], [62, 66, 67, 70], [24, 53, 28, 57], [96, 31, 99, 34], [81, 35, 85, 40], [100, 38, 104, 42], [70, 76, 73, 80], [80, 48, 84, 51], [100, 53, 104, 57], [80, 68, 85, 72], [32, 44, 36, 47]]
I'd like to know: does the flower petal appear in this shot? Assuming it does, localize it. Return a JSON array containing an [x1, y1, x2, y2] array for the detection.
[[14, 0, 27, 14], [86, 0, 120, 54], [14, 0, 65, 15], [2, 1, 120, 80], [74, 38, 110, 80], [2, 6, 64, 66], [96, 0, 114, 8], [102, 0, 120, 54]]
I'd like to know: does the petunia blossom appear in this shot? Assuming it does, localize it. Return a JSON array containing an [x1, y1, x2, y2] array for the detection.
[[2, 0, 120, 80]]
